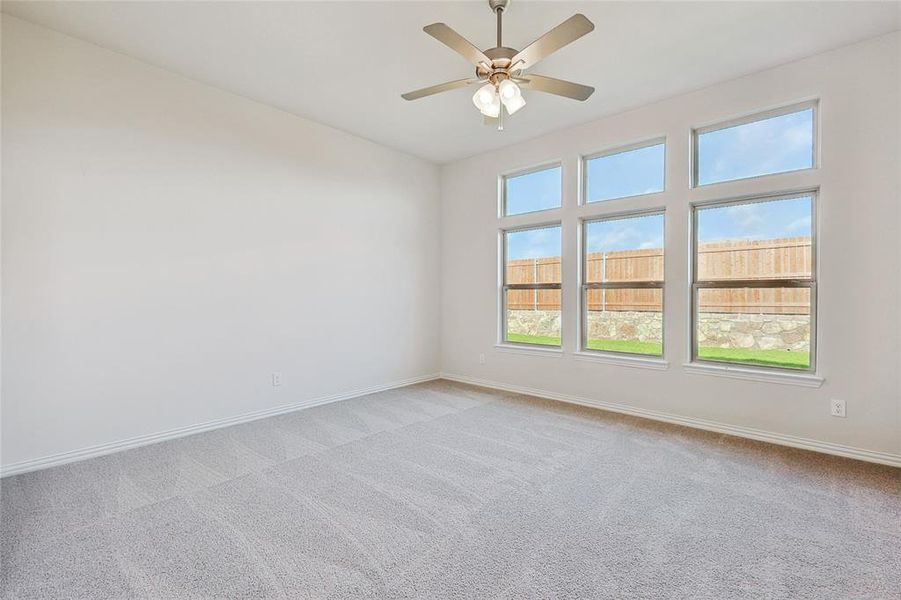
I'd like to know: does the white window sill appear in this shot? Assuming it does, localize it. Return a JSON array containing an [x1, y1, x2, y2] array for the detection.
[[683, 362, 824, 388], [494, 343, 563, 358], [573, 351, 669, 371]]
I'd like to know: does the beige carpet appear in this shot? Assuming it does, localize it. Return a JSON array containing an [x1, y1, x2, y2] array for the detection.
[[2, 380, 899, 599]]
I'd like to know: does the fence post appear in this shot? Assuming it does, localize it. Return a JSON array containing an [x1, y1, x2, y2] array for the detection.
[[601, 252, 607, 312]]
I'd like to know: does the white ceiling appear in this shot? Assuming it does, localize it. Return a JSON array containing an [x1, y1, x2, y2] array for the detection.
[[3, 1, 899, 163]]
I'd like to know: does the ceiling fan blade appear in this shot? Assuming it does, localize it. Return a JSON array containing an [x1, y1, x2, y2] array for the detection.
[[423, 23, 492, 67], [401, 78, 476, 101], [519, 74, 594, 101], [510, 14, 594, 70]]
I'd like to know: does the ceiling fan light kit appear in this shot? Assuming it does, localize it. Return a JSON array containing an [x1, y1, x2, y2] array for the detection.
[[401, 0, 595, 130]]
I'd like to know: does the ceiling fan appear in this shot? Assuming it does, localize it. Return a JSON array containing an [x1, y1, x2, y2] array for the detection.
[[401, 0, 595, 129]]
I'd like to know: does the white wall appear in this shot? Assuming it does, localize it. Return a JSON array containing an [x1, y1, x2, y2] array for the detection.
[[440, 33, 901, 459], [1, 16, 440, 469]]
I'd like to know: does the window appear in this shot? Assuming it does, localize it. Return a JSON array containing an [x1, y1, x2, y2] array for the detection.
[[582, 211, 664, 356], [694, 103, 816, 186], [502, 164, 562, 216], [502, 224, 562, 347], [691, 193, 816, 371], [584, 140, 665, 203]]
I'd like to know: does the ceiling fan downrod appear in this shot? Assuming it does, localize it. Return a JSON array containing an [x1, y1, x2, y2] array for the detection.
[[491, 0, 510, 130], [492, 0, 506, 48]]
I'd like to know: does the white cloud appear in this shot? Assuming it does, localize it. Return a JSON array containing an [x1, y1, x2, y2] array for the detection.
[[511, 227, 560, 259], [733, 203, 765, 231], [786, 215, 811, 232], [639, 236, 664, 250], [588, 226, 639, 250]]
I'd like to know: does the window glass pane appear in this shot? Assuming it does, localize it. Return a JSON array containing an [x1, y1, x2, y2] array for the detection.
[[585, 214, 664, 283], [696, 196, 812, 281], [586, 288, 662, 355], [584, 213, 664, 356], [696, 287, 811, 369], [505, 225, 561, 347], [586, 142, 665, 203], [504, 165, 562, 216], [697, 107, 814, 185], [506, 289, 561, 346], [505, 226, 562, 284]]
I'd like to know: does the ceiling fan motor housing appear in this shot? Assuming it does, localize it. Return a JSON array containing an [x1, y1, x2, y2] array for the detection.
[[477, 47, 518, 83]]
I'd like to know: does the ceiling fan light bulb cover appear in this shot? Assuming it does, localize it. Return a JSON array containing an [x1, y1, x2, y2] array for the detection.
[[480, 96, 501, 118], [498, 79, 520, 100], [472, 83, 497, 111], [502, 94, 526, 115]]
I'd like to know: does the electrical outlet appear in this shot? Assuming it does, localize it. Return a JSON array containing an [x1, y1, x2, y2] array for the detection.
[[271, 372, 282, 387], [478, 353, 486, 365], [830, 398, 846, 418]]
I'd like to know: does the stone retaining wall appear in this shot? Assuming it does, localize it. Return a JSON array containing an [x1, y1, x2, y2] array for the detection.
[[588, 311, 662, 343], [697, 312, 809, 351], [507, 309, 561, 340], [507, 310, 810, 351]]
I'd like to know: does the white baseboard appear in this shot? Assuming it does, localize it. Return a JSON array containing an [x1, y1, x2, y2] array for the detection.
[[441, 372, 901, 469], [0, 373, 440, 478]]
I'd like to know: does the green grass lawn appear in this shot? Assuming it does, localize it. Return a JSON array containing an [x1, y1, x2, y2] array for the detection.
[[505, 333, 562, 347], [588, 339, 662, 355], [697, 346, 809, 369], [505, 333, 661, 355], [505, 333, 809, 369]]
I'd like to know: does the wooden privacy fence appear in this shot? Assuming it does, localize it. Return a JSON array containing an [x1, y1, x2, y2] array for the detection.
[[507, 237, 811, 314]]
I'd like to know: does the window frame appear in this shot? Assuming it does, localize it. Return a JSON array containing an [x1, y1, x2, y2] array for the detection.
[[580, 208, 666, 357], [499, 221, 564, 348], [499, 161, 564, 218], [691, 100, 819, 188], [580, 137, 667, 205], [689, 190, 818, 373]]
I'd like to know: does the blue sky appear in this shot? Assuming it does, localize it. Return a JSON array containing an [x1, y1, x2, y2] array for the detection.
[[505, 166, 561, 215], [586, 143, 664, 203], [505, 108, 813, 260], [698, 108, 813, 185], [587, 213, 664, 254], [507, 226, 561, 260], [698, 196, 811, 243]]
